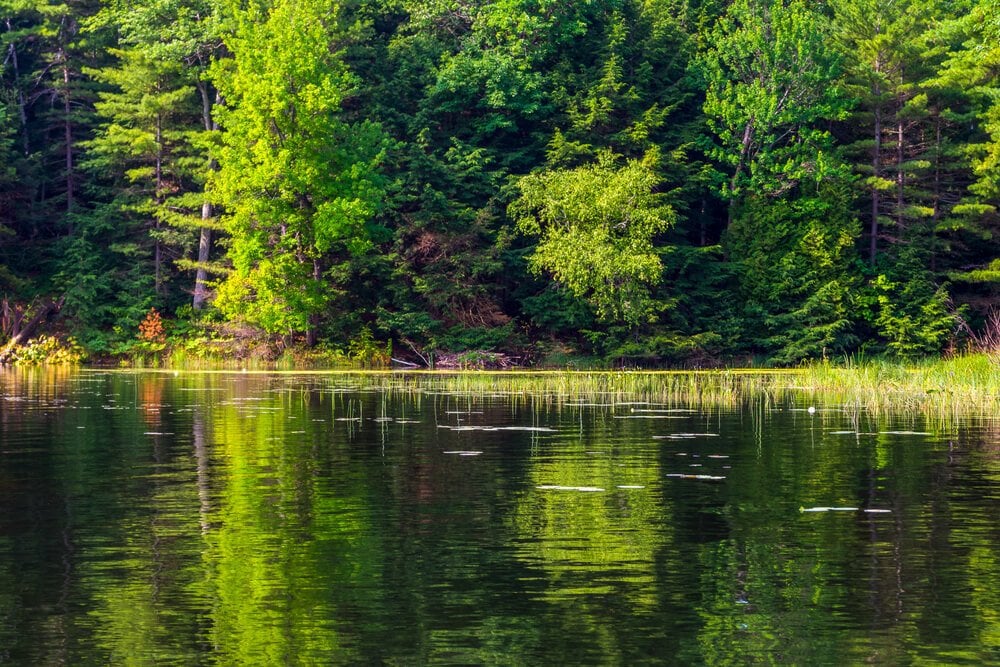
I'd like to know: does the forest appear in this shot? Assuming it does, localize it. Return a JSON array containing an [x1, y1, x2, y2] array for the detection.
[[0, 0, 998, 366]]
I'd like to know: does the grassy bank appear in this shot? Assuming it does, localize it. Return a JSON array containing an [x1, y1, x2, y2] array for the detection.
[[386, 355, 998, 415], [799, 353, 1000, 415]]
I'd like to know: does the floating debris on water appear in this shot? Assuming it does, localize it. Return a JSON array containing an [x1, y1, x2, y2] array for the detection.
[[880, 431, 931, 435], [536, 485, 605, 492], [443, 451, 483, 456], [495, 426, 557, 432], [654, 433, 720, 439], [666, 474, 725, 481], [800, 506, 892, 514], [617, 485, 645, 489], [631, 408, 698, 413], [706, 454, 730, 459], [800, 506, 859, 512], [829, 430, 858, 435], [143, 432, 174, 436]]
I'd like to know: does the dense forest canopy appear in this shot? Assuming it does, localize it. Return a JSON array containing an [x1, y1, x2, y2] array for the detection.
[[1, 0, 998, 364]]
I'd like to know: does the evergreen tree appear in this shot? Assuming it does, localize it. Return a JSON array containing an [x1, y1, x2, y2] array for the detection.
[[88, 0, 225, 310], [700, 0, 860, 361], [0, 100, 23, 291], [831, 0, 965, 354], [933, 0, 1000, 321]]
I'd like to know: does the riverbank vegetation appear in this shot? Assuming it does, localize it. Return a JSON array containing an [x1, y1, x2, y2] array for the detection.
[[1, 0, 999, 367]]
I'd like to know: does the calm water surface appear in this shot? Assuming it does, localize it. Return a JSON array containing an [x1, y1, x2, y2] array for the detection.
[[0, 368, 998, 665]]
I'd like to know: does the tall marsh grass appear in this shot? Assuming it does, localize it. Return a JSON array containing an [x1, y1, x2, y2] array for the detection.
[[801, 353, 1000, 416], [121, 352, 999, 417]]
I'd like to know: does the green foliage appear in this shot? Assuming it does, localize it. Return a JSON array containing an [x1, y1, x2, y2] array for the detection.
[[210, 0, 386, 337], [439, 321, 520, 352], [872, 273, 958, 357], [346, 326, 390, 368], [699, 0, 849, 202], [512, 151, 675, 327], [0, 0, 998, 363], [6, 335, 85, 364], [727, 189, 862, 363]]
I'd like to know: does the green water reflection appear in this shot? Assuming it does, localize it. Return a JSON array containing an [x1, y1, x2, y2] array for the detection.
[[0, 369, 997, 664]]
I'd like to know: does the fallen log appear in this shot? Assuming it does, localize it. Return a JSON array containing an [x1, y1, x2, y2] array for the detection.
[[0, 297, 64, 364]]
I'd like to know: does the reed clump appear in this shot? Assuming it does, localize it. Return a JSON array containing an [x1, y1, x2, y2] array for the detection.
[[800, 353, 999, 415]]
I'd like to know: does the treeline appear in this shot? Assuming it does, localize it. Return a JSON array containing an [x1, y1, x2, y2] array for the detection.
[[1, 0, 998, 364]]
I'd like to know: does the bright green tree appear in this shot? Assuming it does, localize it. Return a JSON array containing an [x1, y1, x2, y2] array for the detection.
[[700, 0, 850, 218], [511, 151, 675, 328], [210, 0, 385, 343]]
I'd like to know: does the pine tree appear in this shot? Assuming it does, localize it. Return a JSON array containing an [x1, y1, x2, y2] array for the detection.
[[700, 0, 860, 361], [932, 0, 1000, 319]]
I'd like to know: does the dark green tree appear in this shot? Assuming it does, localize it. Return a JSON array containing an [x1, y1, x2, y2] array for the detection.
[[700, 0, 860, 361]]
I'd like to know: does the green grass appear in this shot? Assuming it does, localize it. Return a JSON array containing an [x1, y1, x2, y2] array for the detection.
[[800, 353, 999, 415], [90, 352, 1000, 417]]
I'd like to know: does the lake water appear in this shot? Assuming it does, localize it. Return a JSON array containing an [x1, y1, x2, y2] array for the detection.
[[1, 368, 997, 664]]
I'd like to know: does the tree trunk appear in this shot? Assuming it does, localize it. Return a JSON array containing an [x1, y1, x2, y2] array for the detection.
[[192, 84, 218, 310], [155, 112, 163, 295], [306, 258, 320, 346], [193, 209, 213, 310], [728, 121, 754, 228], [931, 118, 941, 272], [62, 60, 74, 217], [870, 87, 882, 265], [5, 21, 30, 155], [896, 116, 905, 232]]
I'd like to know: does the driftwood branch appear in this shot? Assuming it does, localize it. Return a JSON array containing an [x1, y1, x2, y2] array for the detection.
[[401, 338, 432, 368]]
